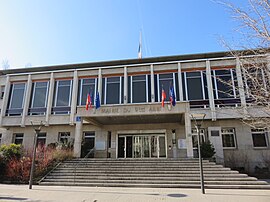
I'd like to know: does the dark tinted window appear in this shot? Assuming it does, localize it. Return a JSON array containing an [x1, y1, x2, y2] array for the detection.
[[132, 75, 147, 103]]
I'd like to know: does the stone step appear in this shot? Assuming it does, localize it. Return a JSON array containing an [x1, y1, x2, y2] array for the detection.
[[49, 172, 248, 177], [40, 179, 268, 185], [45, 176, 257, 181], [58, 167, 231, 171], [59, 164, 221, 168], [39, 158, 269, 189], [39, 182, 270, 189], [52, 170, 239, 174]]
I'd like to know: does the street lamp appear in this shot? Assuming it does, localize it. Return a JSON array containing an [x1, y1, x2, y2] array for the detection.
[[29, 121, 44, 190], [190, 113, 206, 194]]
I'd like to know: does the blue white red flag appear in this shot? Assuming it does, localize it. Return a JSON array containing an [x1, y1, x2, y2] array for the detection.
[[170, 86, 176, 106], [95, 92, 101, 109]]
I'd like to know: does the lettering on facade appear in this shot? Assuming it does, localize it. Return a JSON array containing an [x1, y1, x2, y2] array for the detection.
[[149, 106, 161, 112], [135, 107, 145, 113], [99, 105, 163, 115]]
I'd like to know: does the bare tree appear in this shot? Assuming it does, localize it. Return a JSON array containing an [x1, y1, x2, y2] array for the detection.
[[217, 0, 270, 128], [2, 59, 10, 70]]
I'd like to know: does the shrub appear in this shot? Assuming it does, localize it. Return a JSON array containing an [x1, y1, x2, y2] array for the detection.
[[5, 156, 32, 182], [0, 144, 23, 160], [201, 140, 216, 159]]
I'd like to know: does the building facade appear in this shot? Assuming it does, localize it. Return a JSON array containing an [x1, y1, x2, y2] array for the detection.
[[0, 51, 269, 173]]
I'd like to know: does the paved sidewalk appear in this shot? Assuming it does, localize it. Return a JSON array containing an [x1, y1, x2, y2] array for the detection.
[[0, 184, 269, 202]]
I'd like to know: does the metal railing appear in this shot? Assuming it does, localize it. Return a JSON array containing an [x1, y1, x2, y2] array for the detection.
[[73, 147, 95, 184], [38, 162, 62, 184]]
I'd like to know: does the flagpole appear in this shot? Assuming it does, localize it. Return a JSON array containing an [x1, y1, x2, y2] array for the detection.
[[138, 31, 142, 59]]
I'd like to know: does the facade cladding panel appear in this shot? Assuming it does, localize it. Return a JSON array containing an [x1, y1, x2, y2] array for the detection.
[[0, 51, 269, 173]]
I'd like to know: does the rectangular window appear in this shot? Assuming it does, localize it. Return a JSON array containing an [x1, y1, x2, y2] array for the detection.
[[0, 86, 5, 99], [129, 75, 148, 103], [53, 80, 72, 114], [221, 128, 236, 148], [104, 76, 122, 104], [13, 133, 24, 145], [213, 69, 237, 99], [37, 132, 46, 147], [157, 73, 177, 102], [78, 78, 97, 106], [8, 83, 26, 116], [29, 81, 49, 115], [58, 132, 71, 143], [251, 128, 268, 148], [185, 71, 206, 100]]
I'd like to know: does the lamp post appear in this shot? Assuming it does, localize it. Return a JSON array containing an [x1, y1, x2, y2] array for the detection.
[[29, 121, 44, 190], [190, 113, 206, 194]]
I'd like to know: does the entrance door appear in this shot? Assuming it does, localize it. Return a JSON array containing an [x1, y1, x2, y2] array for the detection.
[[118, 134, 166, 158], [118, 136, 125, 158], [81, 132, 95, 158]]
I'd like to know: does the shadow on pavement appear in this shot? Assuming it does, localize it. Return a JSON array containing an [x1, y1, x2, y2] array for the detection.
[[0, 196, 28, 201], [167, 194, 187, 198]]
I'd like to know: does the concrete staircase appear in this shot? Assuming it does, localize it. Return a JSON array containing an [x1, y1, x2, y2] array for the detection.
[[39, 158, 270, 189]]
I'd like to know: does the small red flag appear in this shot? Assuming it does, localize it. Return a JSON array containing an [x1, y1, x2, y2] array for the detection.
[[161, 88, 166, 107], [86, 93, 91, 110]]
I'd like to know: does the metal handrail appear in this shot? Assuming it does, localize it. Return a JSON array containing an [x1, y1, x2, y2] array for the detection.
[[73, 147, 95, 184], [38, 162, 62, 184]]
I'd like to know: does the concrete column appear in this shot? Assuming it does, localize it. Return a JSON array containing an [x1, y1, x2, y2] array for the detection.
[[178, 63, 184, 101], [21, 74, 32, 127], [70, 70, 78, 125], [98, 68, 102, 98], [206, 60, 216, 120], [150, 64, 155, 103], [185, 107, 193, 158], [236, 58, 247, 108], [73, 117, 83, 158], [124, 66, 128, 104], [0, 75, 10, 126], [45, 72, 54, 126]]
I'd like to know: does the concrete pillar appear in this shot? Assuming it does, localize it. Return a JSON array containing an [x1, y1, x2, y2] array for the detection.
[[45, 72, 54, 126], [73, 116, 83, 158], [172, 130, 177, 158], [124, 66, 128, 104], [70, 70, 78, 125], [236, 58, 247, 108], [150, 64, 155, 103], [0, 75, 10, 126], [206, 60, 216, 120], [178, 63, 184, 101], [185, 107, 193, 158], [21, 74, 32, 127], [98, 68, 102, 98]]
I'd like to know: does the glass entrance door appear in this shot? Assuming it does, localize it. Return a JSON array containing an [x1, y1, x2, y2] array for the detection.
[[118, 134, 166, 158]]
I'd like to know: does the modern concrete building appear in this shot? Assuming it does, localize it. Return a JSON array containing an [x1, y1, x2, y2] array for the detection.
[[0, 51, 269, 173]]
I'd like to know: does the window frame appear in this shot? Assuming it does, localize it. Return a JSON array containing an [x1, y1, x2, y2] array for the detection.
[[221, 128, 237, 149], [30, 81, 49, 115], [212, 69, 237, 100], [157, 72, 177, 102], [251, 128, 269, 148], [37, 132, 47, 147], [79, 78, 97, 106], [130, 75, 149, 103], [103, 76, 123, 105], [58, 132, 71, 143], [54, 80, 72, 107], [9, 82, 26, 110], [13, 133, 24, 145], [184, 71, 206, 101]]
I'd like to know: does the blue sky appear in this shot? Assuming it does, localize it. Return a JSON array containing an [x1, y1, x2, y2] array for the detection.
[[0, 0, 248, 69]]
